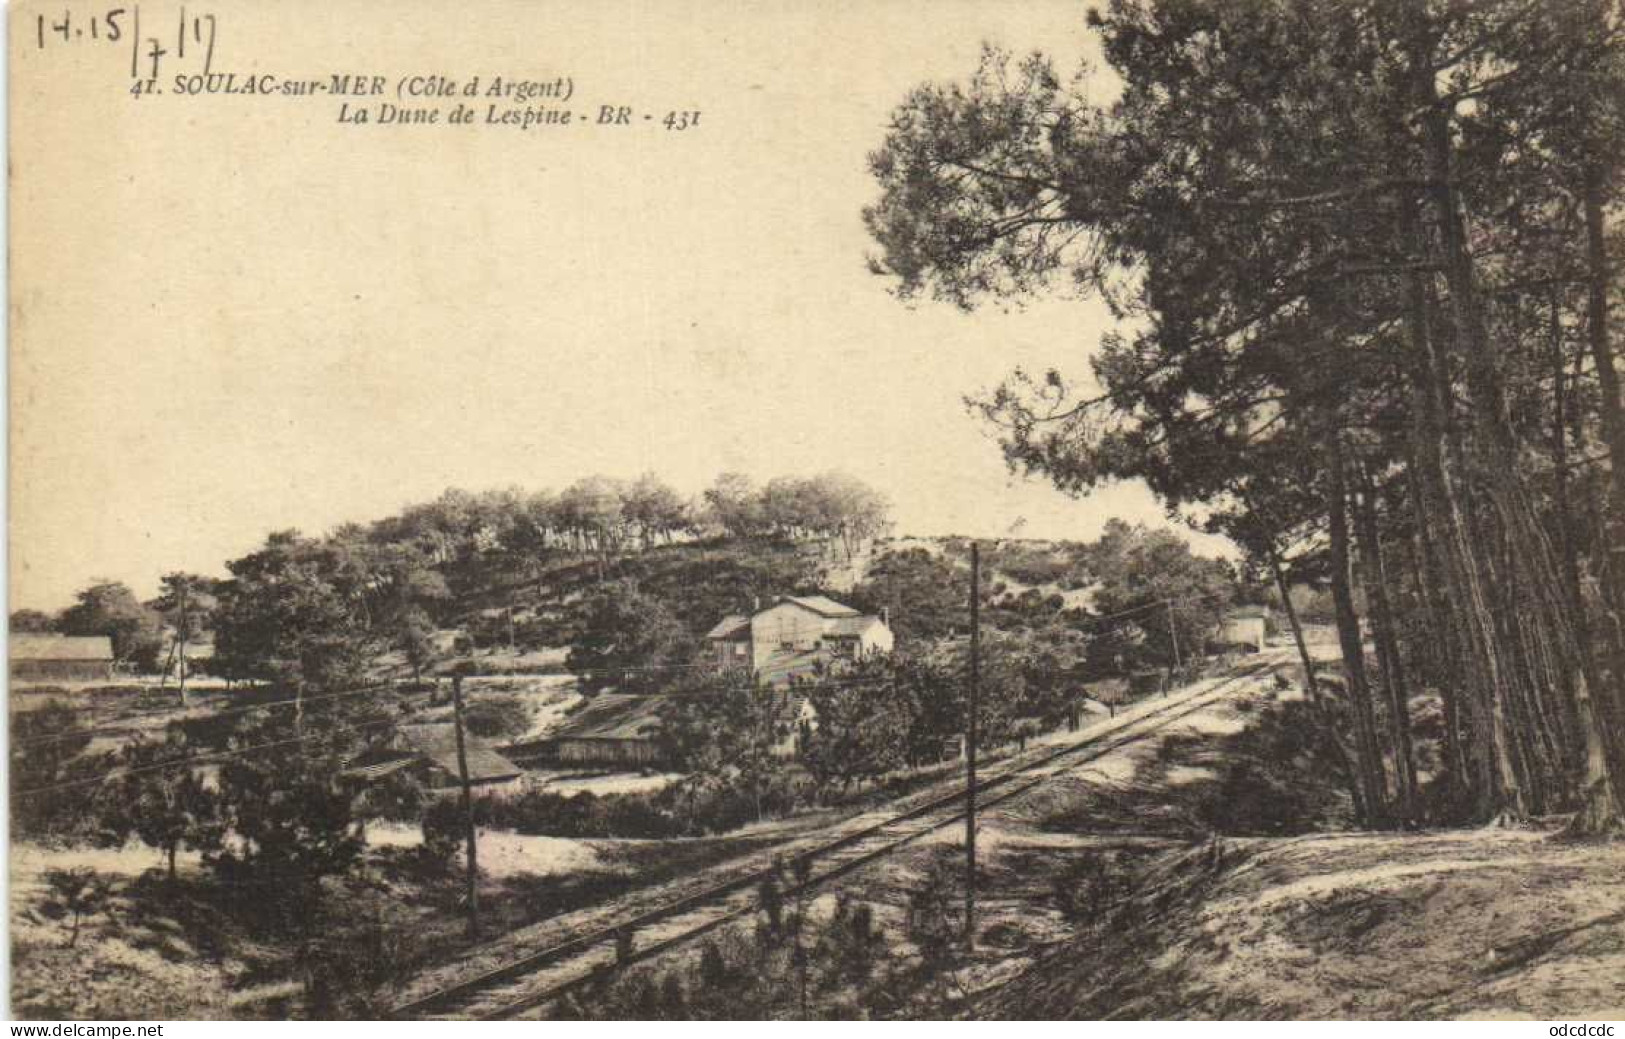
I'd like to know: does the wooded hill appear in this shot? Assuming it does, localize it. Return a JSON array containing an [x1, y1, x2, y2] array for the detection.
[[16, 470, 1244, 694]]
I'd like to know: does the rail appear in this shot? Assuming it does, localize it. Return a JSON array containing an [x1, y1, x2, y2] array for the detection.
[[391, 660, 1272, 1020]]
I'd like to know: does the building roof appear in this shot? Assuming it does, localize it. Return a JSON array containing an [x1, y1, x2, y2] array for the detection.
[[8, 634, 115, 662], [704, 614, 751, 640], [341, 757, 419, 782], [780, 595, 861, 618], [1227, 605, 1271, 620], [826, 615, 885, 637], [549, 694, 668, 742], [398, 724, 523, 782], [708, 597, 874, 639]]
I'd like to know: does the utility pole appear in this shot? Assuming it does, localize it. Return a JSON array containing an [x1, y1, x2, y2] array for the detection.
[[1166, 598, 1182, 696], [176, 582, 190, 709], [451, 674, 480, 938], [965, 542, 980, 952]]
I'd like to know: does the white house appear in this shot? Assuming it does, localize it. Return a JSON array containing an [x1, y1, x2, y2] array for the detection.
[[1220, 605, 1270, 653], [704, 595, 894, 687]]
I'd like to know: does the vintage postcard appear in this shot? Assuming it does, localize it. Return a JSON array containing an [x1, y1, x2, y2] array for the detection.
[[7, 0, 1625, 1023]]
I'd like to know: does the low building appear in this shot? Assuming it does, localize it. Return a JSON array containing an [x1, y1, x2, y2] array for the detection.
[[523, 688, 816, 769], [705, 595, 894, 688], [520, 597, 895, 771], [342, 723, 523, 790], [527, 694, 669, 768], [1220, 606, 1270, 653], [8, 634, 115, 683]]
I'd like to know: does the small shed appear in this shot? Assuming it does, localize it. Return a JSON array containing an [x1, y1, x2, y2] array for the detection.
[[534, 694, 669, 768], [8, 634, 115, 683], [1220, 606, 1270, 653]]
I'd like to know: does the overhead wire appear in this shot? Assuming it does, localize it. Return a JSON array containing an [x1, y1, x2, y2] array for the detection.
[[12, 587, 1247, 796]]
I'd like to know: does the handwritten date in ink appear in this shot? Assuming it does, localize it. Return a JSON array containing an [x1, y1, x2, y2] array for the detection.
[[35, 6, 217, 85], [34, 7, 125, 46]]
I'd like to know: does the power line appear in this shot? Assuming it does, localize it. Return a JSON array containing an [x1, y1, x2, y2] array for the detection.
[[15, 587, 1234, 739], [17, 587, 1235, 739], [13, 588, 1244, 788], [11, 716, 402, 799], [9, 681, 402, 750], [11, 637, 1211, 800]]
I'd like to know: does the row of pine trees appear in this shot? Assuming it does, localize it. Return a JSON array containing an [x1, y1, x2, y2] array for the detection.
[[865, 0, 1625, 832]]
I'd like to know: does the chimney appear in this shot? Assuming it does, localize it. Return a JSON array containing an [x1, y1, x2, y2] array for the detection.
[[881, 607, 891, 629], [752, 595, 761, 613]]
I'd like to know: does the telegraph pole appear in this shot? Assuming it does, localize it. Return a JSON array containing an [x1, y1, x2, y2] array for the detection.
[[451, 675, 480, 937], [965, 542, 980, 952], [1167, 598, 1183, 695], [176, 582, 190, 709]]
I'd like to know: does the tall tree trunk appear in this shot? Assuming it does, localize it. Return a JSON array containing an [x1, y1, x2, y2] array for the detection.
[[1395, 110, 1539, 818], [1354, 468, 1419, 823], [1550, 289, 1589, 651], [1271, 543, 1367, 820], [1410, 39, 1612, 823], [1569, 164, 1625, 833], [1399, 231, 1496, 817], [1584, 163, 1625, 629], [1270, 546, 1320, 705], [1546, 301, 1595, 807], [1329, 435, 1388, 826], [1406, 452, 1477, 806]]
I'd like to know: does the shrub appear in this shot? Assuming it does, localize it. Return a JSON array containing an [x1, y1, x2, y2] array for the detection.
[[420, 796, 465, 869], [1192, 699, 1356, 834], [40, 868, 113, 948], [1051, 852, 1131, 924], [482, 788, 684, 839], [461, 694, 532, 740], [10, 704, 123, 844], [298, 884, 434, 1018]]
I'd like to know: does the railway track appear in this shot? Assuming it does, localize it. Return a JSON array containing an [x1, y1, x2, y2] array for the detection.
[[392, 660, 1273, 1020]]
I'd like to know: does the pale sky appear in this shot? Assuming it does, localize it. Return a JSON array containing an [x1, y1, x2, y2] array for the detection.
[[9, 0, 1231, 611]]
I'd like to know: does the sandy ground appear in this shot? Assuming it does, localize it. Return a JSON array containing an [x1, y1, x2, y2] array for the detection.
[[524, 769, 682, 795], [366, 822, 608, 879], [9, 842, 242, 1019], [563, 653, 1625, 1022], [10, 842, 201, 891], [394, 667, 1260, 1007], [983, 829, 1625, 1020]]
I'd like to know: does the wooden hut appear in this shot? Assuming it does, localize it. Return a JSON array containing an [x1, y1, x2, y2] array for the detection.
[[8, 634, 115, 683], [531, 694, 668, 768]]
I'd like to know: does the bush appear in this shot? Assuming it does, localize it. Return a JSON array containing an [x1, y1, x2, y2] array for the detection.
[[461, 694, 532, 741], [1192, 699, 1356, 834], [357, 770, 424, 824], [40, 868, 114, 948], [420, 797, 465, 869], [9, 705, 123, 845], [1051, 852, 1133, 924], [481, 788, 684, 839]]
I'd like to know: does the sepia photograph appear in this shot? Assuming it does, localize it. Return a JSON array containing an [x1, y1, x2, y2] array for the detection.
[[6, 0, 1625, 1023]]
